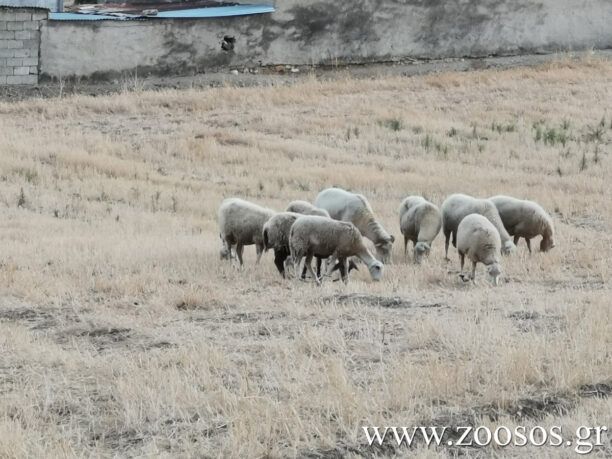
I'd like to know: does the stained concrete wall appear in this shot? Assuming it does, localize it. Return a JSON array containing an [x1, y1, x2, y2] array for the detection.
[[41, 0, 612, 80], [1, 1, 61, 13], [0, 7, 47, 85]]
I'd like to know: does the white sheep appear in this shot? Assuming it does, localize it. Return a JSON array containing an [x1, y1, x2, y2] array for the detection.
[[489, 195, 556, 253], [218, 198, 275, 266], [399, 196, 442, 263], [315, 187, 395, 263], [262, 212, 301, 278], [286, 199, 357, 278], [441, 193, 515, 259], [289, 215, 383, 285], [456, 213, 502, 285], [286, 200, 330, 218]]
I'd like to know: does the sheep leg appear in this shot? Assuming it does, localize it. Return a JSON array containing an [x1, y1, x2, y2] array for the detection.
[[255, 243, 264, 264], [457, 252, 469, 282], [293, 255, 303, 280], [526, 238, 532, 254], [471, 261, 477, 283], [444, 232, 450, 260], [404, 235, 408, 260], [513, 235, 519, 246], [316, 257, 323, 279], [273, 249, 286, 278], [236, 244, 245, 266], [300, 263, 308, 280], [338, 258, 349, 284], [304, 255, 321, 286], [451, 231, 457, 248]]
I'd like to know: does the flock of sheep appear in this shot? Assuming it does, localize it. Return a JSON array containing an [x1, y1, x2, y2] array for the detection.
[[218, 187, 556, 286]]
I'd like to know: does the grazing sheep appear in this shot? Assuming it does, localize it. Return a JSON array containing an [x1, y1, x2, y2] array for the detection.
[[262, 212, 301, 278], [289, 216, 383, 285], [441, 193, 515, 259], [286, 200, 330, 218], [399, 196, 442, 263], [456, 214, 502, 285], [315, 187, 395, 263], [286, 199, 356, 278], [218, 198, 275, 266], [489, 195, 555, 253]]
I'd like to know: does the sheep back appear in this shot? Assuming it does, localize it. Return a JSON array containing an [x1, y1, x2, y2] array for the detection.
[[286, 200, 330, 218], [289, 215, 362, 259], [399, 196, 442, 244], [218, 198, 275, 246], [457, 213, 501, 265], [442, 193, 514, 251], [490, 195, 555, 243]]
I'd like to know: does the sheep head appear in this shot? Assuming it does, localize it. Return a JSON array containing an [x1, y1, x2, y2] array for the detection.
[[414, 241, 431, 263], [368, 260, 384, 282], [487, 263, 502, 286], [540, 236, 555, 252], [375, 235, 395, 264], [501, 240, 516, 255]]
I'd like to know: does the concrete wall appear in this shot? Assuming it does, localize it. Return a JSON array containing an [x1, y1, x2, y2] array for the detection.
[[0, 1, 61, 13], [0, 7, 47, 85], [40, 0, 612, 80]]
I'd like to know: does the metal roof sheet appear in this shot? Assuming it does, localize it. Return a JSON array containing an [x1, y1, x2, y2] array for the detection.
[[49, 4, 274, 21]]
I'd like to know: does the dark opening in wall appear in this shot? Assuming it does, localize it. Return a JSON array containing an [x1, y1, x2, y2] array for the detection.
[[221, 35, 236, 51]]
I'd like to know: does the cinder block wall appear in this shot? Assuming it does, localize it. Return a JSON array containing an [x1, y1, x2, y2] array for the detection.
[[0, 7, 47, 85]]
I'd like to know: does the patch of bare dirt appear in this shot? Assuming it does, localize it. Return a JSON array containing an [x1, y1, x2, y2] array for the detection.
[[507, 310, 565, 333], [324, 294, 446, 309], [0, 307, 57, 329], [55, 325, 174, 353]]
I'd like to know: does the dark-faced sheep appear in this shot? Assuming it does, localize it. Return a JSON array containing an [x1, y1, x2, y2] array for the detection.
[[289, 216, 383, 285], [441, 193, 515, 259], [457, 214, 502, 285], [399, 196, 442, 263], [218, 198, 275, 266], [489, 195, 555, 253], [262, 212, 301, 278], [315, 187, 394, 263]]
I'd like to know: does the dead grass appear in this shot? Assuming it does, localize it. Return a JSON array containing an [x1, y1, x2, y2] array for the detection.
[[0, 56, 611, 457]]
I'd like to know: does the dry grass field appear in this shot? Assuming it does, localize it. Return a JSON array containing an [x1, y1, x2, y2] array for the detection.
[[0, 56, 611, 457]]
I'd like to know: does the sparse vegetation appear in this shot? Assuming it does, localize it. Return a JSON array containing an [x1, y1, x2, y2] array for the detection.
[[490, 121, 516, 133], [534, 122, 569, 146], [379, 118, 403, 131], [0, 58, 610, 457]]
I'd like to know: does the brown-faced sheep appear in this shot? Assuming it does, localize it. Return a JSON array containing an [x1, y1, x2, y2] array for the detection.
[[441, 193, 515, 259], [218, 198, 275, 266], [399, 196, 442, 263], [457, 213, 502, 285], [315, 187, 394, 263], [289, 216, 383, 285], [489, 195, 555, 253]]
